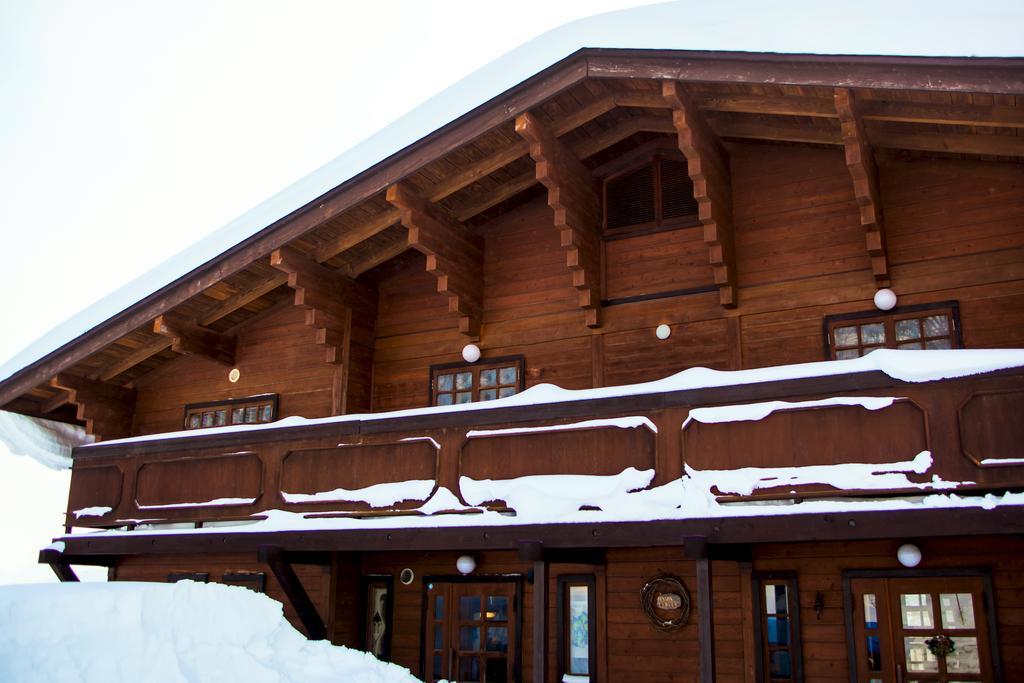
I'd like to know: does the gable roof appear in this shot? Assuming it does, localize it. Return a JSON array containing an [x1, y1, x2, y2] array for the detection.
[[2, 1, 1023, 408]]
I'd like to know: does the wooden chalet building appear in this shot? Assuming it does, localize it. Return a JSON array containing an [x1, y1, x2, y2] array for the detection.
[[2, 15, 1024, 683]]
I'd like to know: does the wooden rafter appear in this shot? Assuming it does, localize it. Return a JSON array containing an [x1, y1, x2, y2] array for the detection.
[[386, 181, 484, 337], [835, 88, 889, 284], [270, 246, 358, 364], [153, 311, 237, 366], [48, 373, 135, 441], [663, 81, 738, 308], [515, 111, 603, 327]]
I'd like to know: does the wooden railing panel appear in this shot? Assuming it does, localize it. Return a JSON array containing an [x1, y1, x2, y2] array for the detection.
[[959, 389, 1024, 467], [134, 452, 263, 509], [66, 464, 123, 522]]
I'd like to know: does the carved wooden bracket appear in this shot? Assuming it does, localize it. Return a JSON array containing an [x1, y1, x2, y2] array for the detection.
[[515, 111, 603, 328], [386, 181, 484, 337], [835, 88, 890, 284], [663, 81, 738, 309], [270, 246, 358, 364], [153, 311, 237, 366], [48, 373, 135, 441]]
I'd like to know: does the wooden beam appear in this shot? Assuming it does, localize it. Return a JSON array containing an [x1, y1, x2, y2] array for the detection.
[[664, 81, 738, 308], [197, 273, 289, 326], [91, 338, 173, 383], [153, 311, 236, 366], [688, 538, 715, 683], [270, 246, 357, 364], [835, 88, 890, 283], [342, 238, 409, 277], [38, 548, 79, 582], [48, 373, 135, 441], [41, 389, 73, 414], [516, 111, 604, 327], [386, 181, 483, 337], [258, 545, 327, 640], [532, 557, 548, 683]]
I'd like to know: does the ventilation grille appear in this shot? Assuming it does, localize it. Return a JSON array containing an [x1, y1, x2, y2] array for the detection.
[[605, 165, 655, 229], [660, 159, 699, 220]]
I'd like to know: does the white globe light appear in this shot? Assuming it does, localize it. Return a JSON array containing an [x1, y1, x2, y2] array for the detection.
[[874, 288, 897, 311], [456, 555, 476, 575], [655, 324, 672, 340], [897, 543, 922, 568], [462, 344, 481, 363]]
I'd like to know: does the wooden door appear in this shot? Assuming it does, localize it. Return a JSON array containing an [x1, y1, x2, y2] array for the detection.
[[850, 576, 993, 682], [425, 581, 517, 683]]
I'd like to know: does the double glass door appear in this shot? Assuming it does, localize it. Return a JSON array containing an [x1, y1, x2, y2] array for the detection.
[[850, 576, 993, 682], [425, 581, 516, 683]]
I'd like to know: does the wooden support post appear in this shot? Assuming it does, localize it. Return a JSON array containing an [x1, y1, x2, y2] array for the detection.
[[386, 181, 484, 337], [259, 545, 327, 640], [518, 540, 547, 683], [663, 81, 738, 308], [48, 373, 135, 441], [685, 536, 715, 683], [515, 111, 604, 327], [38, 548, 79, 582], [835, 88, 890, 284], [153, 311, 237, 366]]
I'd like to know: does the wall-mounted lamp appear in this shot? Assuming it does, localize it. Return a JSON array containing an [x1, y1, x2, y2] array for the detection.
[[456, 555, 477, 575], [228, 368, 241, 383], [462, 344, 481, 363], [655, 324, 672, 340], [874, 288, 897, 311], [897, 543, 922, 567]]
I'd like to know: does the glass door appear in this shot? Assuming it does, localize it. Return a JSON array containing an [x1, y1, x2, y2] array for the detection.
[[850, 576, 993, 682], [425, 581, 516, 683]]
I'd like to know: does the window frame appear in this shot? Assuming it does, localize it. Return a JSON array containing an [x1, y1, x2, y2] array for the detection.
[[182, 393, 279, 430], [428, 355, 525, 407], [823, 301, 962, 360], [751, 571, 805, 683], [557, 574, 598, 683], [602, 151, 700, 239]]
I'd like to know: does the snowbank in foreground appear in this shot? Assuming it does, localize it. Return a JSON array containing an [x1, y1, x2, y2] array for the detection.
[[0, 581, 423, 683]]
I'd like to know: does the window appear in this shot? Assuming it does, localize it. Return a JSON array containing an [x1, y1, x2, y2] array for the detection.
[[825, 303, 960, 360], [183, 394, 278, 430], [430, 357, 524, 407], [558, 575, 597, 683], [364, 576, 393, 661], [604, 155, 698, 235], [752, 573, 804, 683]]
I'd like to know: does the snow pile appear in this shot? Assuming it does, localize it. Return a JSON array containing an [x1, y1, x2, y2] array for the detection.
[[0, 410, 92, 470], [282, 479, 435, 506], [0, 581, 424, 683]]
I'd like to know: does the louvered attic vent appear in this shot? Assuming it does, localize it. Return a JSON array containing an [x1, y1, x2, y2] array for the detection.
[[604, 156, 698, 232]]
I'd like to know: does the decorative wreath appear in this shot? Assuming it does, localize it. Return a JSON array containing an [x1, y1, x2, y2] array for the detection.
[[925, 634, 956, 657], [640, 575, 691, 632]]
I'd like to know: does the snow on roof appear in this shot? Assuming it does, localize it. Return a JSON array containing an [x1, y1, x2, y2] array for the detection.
[[2, 0, 1021, 385], [83, 349, 1024, 449], [0, 581, 420, 683]]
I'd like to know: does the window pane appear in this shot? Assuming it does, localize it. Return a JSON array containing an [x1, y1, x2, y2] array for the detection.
[[202, 411, 215, 427], [485, 656, 508, 683], [926, 338, 952, 350], [499, 367, 517, 385], [435, 595, 444, 620], [898, 341, 924, 349], [436, 393, 453, 406], [940, 593, 976, 629], [260, 404, 273, 422], [765, 584, 788, 615], [766, 616, 789, 645], [569, 585, 590, 674], [834, 325, 858, 347], [480, 389, 497, 401], [486, 596, 508, 621], [900, 594, 934, 629], [188, 413, 201, 429], [945, 636, 980, 673], [369, 586, 388, 658], [434, 624, 443, 650], [460, 596, 481, 621], [485, 626, 508, 652], [863, 594, 878, 629], [459, 656, 480, 682], [498, 387, 516, 398], [896, 319, 921, 340], [480, 369, 497, 387], [860, 323, 886, 344], [232, 407, 245, 424], [433, 654, 442, 679], [244, 406, 258, 423], [769, 650, 792, 678], [862, 345, 884, 354], [904, 636, 939, 672], [922, 315, 949, 337], [456, 391, 473, 404], [866, 635, 882, 671], [214, 410, 227, 426], [456, 372, 473, 390], [437, 374, 453, 391], [836, 349, 860, 360], [460, 626, 481, 651]]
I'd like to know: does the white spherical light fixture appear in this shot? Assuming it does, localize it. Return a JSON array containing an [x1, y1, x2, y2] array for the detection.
[[462, 344, 481, 363], [897, 543, 922, 568], [874, 288, 897, 311], [456, 555, 477, 575], [655, 324, 672, 340]]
